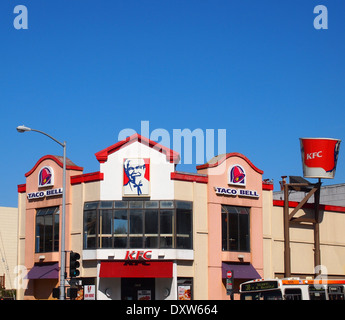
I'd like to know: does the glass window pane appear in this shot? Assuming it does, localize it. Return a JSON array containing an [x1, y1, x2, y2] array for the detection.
[[228, 213, 238, 251], [160, 201, 174, 208], [176, 208, 192, 234], [100, 201, 113, 209], [129, 236, 143, 248], [176, 208, 192, 249], [101, 237, 113, 248], [37, 208, 47, 216], [44, 213, 53, 252], [129, 201, 143, 208], [145, 236, 159, 248], [177, 237, 191, 249], [222, 212, 228, 251], [239, 214, 250, 252], [160, 210, 173, 234], [36, 215, 45, 253], [54, 211, 59, 252], [115, 201, 128, 208], [114, 237, 127, 248], [160, 236, 172, 248], [145, 210, 158, 234], [176, 201, 192, 210], [84, 210, 97, 249], [114, 210, 128, 234], [84, 202, 99, 210], [100, 210, 113, 248], [130, 210, 143, 234], [100, 210, 112, 235], [145, 201, 159, 208]]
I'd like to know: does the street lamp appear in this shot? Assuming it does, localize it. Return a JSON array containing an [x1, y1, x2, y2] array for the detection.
[[17, 125, 67, 300]]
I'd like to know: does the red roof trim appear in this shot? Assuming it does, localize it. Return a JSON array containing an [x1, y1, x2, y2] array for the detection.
[[71, 171, 104, 185], [95, 133, 180, 164], [196, 152, 264, 175], [17, 184, 26, 193], [171, 172, 208, 184], [273, 200, 345, 213], [25, 155, 83, 177], [262, 182, 274, 191]]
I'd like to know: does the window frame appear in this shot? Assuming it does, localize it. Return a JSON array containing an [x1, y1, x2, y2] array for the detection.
[[83, 200, 193, 250], [221, 205, 250, 252], [35, 206, 60, 253]]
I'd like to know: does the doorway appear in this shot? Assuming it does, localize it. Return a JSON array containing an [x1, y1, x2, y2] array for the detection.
[[121, 278, 155, 300]]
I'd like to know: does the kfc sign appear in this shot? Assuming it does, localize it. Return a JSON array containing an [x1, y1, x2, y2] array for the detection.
[[125, 250, 152, 260], [123, 158, 150, 196]]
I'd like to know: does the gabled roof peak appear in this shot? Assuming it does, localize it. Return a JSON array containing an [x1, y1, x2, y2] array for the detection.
[[196, 152, 263, 175], [95, 133, 180, 164]]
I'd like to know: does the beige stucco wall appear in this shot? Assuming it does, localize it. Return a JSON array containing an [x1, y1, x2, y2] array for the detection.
[[71, 180, 101, 278], [174, 179, 208, 300], [263, 189, 345, 279], [0, 206, 18, 290]]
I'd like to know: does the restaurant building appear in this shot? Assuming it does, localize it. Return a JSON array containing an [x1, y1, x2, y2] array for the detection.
[[17, 134, 208, 300], [17, 133, 345, 300], [197, 153, 265, 299]]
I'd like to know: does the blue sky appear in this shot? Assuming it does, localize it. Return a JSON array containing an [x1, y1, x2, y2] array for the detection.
[[1, 0, 345, 207]]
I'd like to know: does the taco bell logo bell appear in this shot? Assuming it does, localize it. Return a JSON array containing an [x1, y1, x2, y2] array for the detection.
[[38, 166, 54, 187], [228, 165, 246, 186]]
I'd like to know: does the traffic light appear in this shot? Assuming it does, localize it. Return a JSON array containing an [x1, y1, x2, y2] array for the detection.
[[69, 251, 80, 278]]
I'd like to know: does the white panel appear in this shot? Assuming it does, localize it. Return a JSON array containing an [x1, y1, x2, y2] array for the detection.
[[99, 141, 175, 200]]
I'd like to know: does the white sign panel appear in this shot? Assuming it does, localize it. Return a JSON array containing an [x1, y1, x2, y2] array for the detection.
[[214, 186, 259, 198], [84, 285, 96, 300]]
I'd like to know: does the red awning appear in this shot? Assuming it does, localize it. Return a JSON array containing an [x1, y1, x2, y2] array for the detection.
[[99, 261, 173, 278]]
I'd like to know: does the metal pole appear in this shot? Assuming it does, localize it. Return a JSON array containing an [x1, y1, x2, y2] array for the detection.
[[314, 179, 321, 277], [59, 141, 67, 300], [283, 183, 291, 277], [17, 126, 67, 300]]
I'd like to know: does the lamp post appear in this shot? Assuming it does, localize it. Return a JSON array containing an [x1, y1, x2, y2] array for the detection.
[[17, 125, 67, 300]]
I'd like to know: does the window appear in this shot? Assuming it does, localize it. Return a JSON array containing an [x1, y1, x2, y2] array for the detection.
[[309, 285, 326, 300], [35, 207, 59, 253], [176, 201, 192, 249], [284, 288, 302, 300], [222, 205, 250, 252], [328, 286, 345, 300], [83, 200, 193, 250]]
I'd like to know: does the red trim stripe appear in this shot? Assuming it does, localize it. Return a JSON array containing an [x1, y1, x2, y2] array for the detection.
[[262, 182, 274, 190], [17, 184, 26, 193], [71, 172, 104, 185], [171, 172, 208, 183], [273, 200, 345, 213]]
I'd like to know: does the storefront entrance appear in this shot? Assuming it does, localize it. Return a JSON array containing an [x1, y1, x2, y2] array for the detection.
[[121, 278, 155, 300]]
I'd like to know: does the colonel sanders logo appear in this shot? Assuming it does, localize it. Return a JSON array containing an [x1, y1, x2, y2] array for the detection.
[[123, 158, 150, 196]]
